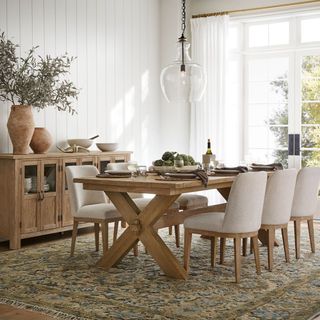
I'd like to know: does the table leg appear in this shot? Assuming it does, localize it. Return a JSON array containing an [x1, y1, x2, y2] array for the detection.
[[98, 192, 187, 279]]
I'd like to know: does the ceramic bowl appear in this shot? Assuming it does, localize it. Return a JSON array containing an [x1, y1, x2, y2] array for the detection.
[[67, 139, 93, 148], [96, 143, 119, 152]]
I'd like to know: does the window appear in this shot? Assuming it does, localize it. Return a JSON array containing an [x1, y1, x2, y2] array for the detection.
[[232, 11, 320, 168], [247, 21, 290, 48]]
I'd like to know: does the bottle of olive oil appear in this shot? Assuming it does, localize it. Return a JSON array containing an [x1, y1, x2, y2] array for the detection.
[[206, 139, 212, 155]]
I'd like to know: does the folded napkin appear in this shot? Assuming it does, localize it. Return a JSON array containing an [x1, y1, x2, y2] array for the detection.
[[214, 166, 248, 173], [96, 172, 131, 178], [160, 169, 208, 187], [250, 163, 283, 171]]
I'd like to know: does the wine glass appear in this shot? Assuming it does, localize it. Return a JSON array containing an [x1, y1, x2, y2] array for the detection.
[[127, 161, 138, 178]]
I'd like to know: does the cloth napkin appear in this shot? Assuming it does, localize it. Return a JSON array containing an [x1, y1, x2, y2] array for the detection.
[[160, 170, 208, 187], [251, 163, 283, 171], [192, 169, 208, 187], [214, 166, 248, 173]]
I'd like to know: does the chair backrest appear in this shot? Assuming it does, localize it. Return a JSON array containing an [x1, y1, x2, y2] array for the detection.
[[261, 169, 297, 225], [106, 162, 143, 199], [65, 165, 107, 215], [291, 167, 320, 217], [106, 162, 130, 171], [222, 171, 267, 233]]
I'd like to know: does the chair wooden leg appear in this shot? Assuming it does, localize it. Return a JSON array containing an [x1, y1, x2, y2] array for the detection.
[[113, 221, 119, 243], [133, 244, 139, 256], [168, 226, 173, 235], [211, 237, 217, 267], [121, 220, 127, 228], [252, 236, 261, 275], [101, 222, 108, 254], [307, 218, 315, 253], [250, 237, 253, 254], [94, 223, 100, 252], [70, 220, 79, 257], [234, 237, 241, 283], [281, 227, 290, 263], [242, 237, 248, 256], [267, 228, 275, 271], [294, 220, 301, 259], [220, 237, 226, 265], [184, 229, 192, 273], [174, 225, 180, 247]]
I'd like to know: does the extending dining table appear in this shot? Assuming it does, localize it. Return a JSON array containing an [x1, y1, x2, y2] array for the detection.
[[74, 174, 236, 280]]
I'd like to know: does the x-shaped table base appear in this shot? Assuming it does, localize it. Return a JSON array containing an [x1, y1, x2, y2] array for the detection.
[[97, 191, 188, 279]]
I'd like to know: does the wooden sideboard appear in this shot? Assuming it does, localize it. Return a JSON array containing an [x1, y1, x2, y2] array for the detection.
[[0, 151, 132, 249]]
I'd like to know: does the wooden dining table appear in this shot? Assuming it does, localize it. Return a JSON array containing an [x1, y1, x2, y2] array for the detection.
[[74, 174, 237, 280]]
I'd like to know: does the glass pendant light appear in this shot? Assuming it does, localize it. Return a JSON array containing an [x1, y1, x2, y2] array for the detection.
[[160, 0, 206, 103]]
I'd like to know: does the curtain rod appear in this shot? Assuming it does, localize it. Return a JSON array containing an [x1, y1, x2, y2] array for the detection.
[[192, 0, 320, 19]]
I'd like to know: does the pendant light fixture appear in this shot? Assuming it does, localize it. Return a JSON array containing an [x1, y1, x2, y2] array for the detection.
[[160, 0, 206, 103]]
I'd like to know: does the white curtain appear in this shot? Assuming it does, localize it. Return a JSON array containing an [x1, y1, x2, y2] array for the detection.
[[190, 15, 229, 164]]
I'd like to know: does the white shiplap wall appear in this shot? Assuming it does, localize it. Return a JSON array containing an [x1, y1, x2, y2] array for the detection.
[[0, 0, 160, 164]]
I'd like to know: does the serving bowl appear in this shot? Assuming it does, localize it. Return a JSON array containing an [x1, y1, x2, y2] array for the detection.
[[67, 139, 93, 148], [96, 143, 119, 152]]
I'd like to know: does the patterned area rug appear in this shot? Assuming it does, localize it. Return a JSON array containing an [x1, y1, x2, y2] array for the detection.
[[0, 224, 319, 320]]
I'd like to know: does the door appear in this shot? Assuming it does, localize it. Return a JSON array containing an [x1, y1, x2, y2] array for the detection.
[[245, 54, 290, 167], [40, 160, 60, 230], [295, 51, 320, 168]]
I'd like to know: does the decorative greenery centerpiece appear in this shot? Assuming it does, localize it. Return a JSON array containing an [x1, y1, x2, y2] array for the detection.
[[0, 31, 79, 154], [151, 151, 198, 173], [0, 31, 79, 113]]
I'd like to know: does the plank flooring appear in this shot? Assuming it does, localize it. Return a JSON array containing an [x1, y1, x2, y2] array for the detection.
[[0, 304, 55, 320]]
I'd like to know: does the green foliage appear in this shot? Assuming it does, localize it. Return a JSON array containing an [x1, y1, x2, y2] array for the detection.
[[161, 151, 176, 161], [154, 151, 195, 166], [154, 159, 164, 166], [0, 31, 78, 113]]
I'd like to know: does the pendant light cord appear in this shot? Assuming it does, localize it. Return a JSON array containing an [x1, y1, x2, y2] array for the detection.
[[180, 0, 186, 72]]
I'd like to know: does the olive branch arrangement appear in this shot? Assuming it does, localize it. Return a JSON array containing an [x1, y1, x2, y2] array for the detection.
[[0, 31, 79, 114]]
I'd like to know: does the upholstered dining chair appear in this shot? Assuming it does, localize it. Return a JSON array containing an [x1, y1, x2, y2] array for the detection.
[[106, 162, 181, 247], [291, 167, 320, 259], [184, 171, 267, 283], [66, 165, 122, 256], [259, 169, 297, 271]]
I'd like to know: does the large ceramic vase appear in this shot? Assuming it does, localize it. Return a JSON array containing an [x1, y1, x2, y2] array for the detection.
[[30, 127, 53, 154], [7, 105, 35, 154]]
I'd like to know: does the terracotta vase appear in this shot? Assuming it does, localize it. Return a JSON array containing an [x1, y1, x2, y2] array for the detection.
[[30, 127, 53, 154], [7, 105, 35, 154]]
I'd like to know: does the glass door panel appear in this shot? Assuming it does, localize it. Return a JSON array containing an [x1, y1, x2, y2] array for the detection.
[[43, 163, 56, 193], [24, 165, 38, 195], [246, 55, 289, 167], [99, 159, 111, 173]]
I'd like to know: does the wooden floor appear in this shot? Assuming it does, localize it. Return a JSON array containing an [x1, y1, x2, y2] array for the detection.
[[0, 304, 55, 320]]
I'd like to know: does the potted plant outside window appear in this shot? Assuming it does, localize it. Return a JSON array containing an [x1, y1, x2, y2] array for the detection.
[[0, 31, 79, 154]]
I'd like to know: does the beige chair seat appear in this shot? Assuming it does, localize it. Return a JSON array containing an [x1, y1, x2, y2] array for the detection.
[[177, 194, 208, 210], [134, 198, 179, 211], [184, 212, 225, 232], [77, 203, 121, 220]]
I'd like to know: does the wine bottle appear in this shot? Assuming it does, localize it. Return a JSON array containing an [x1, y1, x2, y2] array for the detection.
[[206, 139, 212, 155]]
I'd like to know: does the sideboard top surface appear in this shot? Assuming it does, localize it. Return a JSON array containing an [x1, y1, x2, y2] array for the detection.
[[0, 151, 132, 160]]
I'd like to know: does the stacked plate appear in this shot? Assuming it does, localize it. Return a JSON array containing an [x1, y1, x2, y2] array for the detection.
[[30, 176, 37, 193], [24, 177, 32, 194]]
